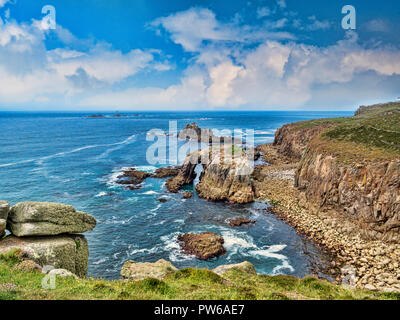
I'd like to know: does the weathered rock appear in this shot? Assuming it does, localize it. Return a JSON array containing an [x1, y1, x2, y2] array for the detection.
[[364, 284, 377, 291], [178, 122, 241, 144], [0, 219, 5, 238], [183, 192, 193, 199], [0, 201, 9, 220], [121, 259, 178, 281], [229, 218, 256, 227], [178, 232, 226, 260], [212, 261, 257, 276], [152, 167, 181, 178], [48, 268, 78, 279], [296, 149, 400, 242], [116, 168, 152, 190], [0, 234, 89, 278], [8, 202, 96, 237], [14, 259, 42, 272]]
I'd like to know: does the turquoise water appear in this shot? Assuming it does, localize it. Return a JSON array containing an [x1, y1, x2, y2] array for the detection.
[[0, 111, 352, 279]]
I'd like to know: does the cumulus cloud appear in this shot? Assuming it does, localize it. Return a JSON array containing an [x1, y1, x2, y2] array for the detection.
[[1, 6, 400, 110]]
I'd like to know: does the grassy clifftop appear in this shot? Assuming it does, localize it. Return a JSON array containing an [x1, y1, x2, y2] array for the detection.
[[1, 250, 399, 300], [288, 101, 400, 163]]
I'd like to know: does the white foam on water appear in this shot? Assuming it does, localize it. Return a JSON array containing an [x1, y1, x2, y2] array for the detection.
[[160, 233, 195, 263], [134, 165, 157, 173], [150, 204, 162, 215], [96, 134, 137, 159], [95, 191, 107, 198], [93, 257, 109, 265], [143, 191, 158, 195], [248, 244, 294, 274], [103, 215, 134, 225]]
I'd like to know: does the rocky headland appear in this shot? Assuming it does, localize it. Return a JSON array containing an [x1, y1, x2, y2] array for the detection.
[[253, 101, 400, 292]]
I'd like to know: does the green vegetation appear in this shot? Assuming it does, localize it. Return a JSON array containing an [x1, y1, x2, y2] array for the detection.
[[1, 250, 399, 300], [292, 102, 400, 162]]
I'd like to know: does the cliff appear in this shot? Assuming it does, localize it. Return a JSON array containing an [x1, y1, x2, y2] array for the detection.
[[273, 102, 400, 242]]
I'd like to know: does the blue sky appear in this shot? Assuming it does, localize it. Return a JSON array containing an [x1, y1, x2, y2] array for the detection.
[[0, 0, 400, 110]]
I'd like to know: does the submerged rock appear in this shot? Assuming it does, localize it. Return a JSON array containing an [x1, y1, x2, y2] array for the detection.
[[0, 201, 9, 220], [158, 198, 168, 203], [229, 218, 256, 227], [183, 192, 193, 199], [177, 232, 226, 260], [212, 261, 257, 276], [7, 202, 96, 237], [0, 234, 89, 278], [121, 259, 178, 281]]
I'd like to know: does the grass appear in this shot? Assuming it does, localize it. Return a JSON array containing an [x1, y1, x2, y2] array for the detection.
[[1, 250, 399, 300], [287, 102, 400, 162]]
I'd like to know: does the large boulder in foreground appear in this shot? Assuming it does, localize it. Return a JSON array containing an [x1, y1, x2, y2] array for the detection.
[[121, 259, 178, 281], [0, 235, 89, 278], [212, 261, 257, 276], [0, 219, 6, 238], [178, 232, 226, 260], [7, 202, 96, 237], [0, 201, 9, 220]]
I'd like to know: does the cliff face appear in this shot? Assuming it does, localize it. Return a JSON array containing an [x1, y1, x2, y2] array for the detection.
[[273, 124, 329, 160], [271, 103, 400, 242], [296, 148, 400, 242]]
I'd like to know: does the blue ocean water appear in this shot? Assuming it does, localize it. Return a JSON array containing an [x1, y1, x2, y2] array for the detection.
[[0, 110, 352, 279]]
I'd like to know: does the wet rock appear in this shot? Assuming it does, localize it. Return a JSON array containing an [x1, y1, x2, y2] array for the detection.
[[121, 259, 178, 281], [116, 168, 152, 190], [158, 198, 168, 203], [177, 232, 226, 260], [212, 261, 257, 276], [183, 192, 193, 199], [228, 218, 256, 227], [152, 167, 181, 178], [0, 234, 89, 278], [7, 202, 96, 237]]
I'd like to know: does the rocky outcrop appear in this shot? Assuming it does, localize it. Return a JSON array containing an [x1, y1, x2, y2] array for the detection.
[[183, 192, 193, 199], [296, 149, 400, 242], [7, 202, 96, 237], [212, 261, 257, 276], [177, 232, 226, 260], [228, 218, 256, 227], [121, 259, 178, 281], [195, 147, 255, 204], [116, 168, 152, 190], [0, 201, 9, 220], [0, 235, 89, 277], [153, 166, 181, 178], [178, 122, 241, 144], [0, 219, 5, 238], [166, 146, 255, 203]]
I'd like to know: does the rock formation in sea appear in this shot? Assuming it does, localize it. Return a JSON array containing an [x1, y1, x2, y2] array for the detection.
[[178, 122, 242, 144], [116, 168, 152, 190], [166, 145, 255, 203], [177, 232, 226, 260], [228, 218, 256, 227], [0, 201, 96, 278]]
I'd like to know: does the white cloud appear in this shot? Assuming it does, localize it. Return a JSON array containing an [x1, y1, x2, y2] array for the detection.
[[257, 7, 271, 19]]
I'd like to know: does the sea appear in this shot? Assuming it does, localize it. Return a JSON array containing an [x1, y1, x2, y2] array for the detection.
[[0, 110, 353, 279]]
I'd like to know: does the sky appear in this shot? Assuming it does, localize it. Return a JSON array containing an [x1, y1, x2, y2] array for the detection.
[[0, 0, 400, 111]]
